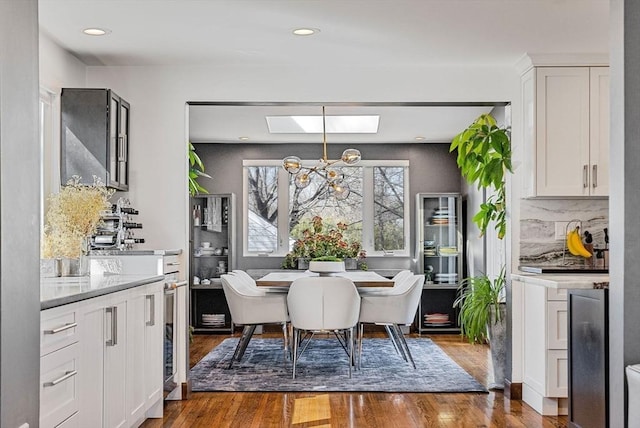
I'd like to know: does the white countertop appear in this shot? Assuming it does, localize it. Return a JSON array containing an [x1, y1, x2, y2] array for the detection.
[[41, 273, 164, 310], [511, 272, 609, 289]]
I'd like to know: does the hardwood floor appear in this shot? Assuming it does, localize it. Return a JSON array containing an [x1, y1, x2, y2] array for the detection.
[[142, 331, 568, 428]]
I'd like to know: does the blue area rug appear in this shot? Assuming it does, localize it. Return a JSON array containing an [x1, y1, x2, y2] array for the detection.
[[190, 337, 487, 393]]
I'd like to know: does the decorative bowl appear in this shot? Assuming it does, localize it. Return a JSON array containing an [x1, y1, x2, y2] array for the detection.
[[308, 260, 346, 276]]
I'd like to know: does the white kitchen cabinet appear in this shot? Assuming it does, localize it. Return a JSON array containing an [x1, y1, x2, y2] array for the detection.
[[75, 281, 164, 428], [522, 66, 609, 197], [520, 280, 569, 415], [79, 291, 128, 428], [127, 282, 164, 426], [40, 303, 80, 428]]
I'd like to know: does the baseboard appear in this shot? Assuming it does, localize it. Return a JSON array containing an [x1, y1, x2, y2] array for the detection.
[[504, 380, 522, 400]]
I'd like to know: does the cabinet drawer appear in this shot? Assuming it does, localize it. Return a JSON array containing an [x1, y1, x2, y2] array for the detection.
[[547, 287, 568, 301], [547, 300, 568, 349], [547, 349, 568, 397], [41, 304, 79, 356], [163, 255, 181, 274], [40, 342, 79, 428], [55, 412, 79, 428]]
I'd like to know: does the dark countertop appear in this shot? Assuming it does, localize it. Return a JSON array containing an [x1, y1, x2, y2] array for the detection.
[[41, 274, 164, 310], [519, 265, 609, 274]]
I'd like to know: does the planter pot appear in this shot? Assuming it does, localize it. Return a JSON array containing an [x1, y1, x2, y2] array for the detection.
[[297, 258, 309, 270], [487, 304, 507, 390], [344, 258, 357, 270], [308, 260, 346, 276]]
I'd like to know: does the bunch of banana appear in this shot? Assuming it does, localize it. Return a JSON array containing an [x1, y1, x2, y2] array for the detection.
[[567, 226, 593, 258]]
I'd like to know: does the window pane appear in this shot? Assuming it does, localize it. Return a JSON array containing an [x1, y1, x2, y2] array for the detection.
[[246, 166, 278, 252], [289, 166, 363, 246], [373, 166, 405, 251]]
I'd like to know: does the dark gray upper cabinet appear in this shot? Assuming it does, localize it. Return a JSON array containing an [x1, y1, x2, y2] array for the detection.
[[61, 88, 130, 191]]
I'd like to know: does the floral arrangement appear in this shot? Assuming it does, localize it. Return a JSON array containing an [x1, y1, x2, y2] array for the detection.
[[42, 176, 114, 259], [282, 216, 366, 269]]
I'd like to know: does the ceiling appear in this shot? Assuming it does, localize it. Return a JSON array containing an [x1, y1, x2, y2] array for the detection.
[[38, 0, 609, 144]]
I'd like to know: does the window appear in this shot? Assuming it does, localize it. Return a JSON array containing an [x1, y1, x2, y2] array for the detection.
[[243, 160, 409, 257]]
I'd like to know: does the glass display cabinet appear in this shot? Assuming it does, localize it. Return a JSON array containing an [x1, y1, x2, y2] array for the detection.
[[189, 193, 236, 333], [415, 193, 463, 334]]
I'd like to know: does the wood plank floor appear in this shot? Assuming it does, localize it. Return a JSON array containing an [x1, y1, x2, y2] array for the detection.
[[142, 331, 568, 428]]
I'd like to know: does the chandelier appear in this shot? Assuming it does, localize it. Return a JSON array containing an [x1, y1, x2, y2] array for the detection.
[[282, 106, 362, 200]]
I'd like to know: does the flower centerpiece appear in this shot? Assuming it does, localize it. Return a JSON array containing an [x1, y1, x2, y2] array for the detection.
[[282, 216, 367, 270], [42, 176, 114, 275]]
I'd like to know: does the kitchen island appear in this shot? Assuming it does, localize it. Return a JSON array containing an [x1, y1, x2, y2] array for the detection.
[[40, 273, 165, 428], [511, 271, 608, 416]]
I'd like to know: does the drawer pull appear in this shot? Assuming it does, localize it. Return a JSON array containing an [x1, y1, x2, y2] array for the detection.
[[44, 370, 77, 387], [166, 262, 181, 266], [44, 322, 77, 335]]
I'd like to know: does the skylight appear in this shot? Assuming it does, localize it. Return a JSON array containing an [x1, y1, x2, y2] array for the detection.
[[266, 115, 380, 134]]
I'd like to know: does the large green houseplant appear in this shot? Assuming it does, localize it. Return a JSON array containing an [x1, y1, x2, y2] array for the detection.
[[449, 113, 511, 389], [450, 113, 512, 239], [188, 142, 211, 196]]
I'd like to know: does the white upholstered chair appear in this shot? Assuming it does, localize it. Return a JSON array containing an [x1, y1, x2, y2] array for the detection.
[[287, 276, 361, 379], [220, 274, 289, 368], [230, 270, 258, 288], [358, 274, 425, 369]]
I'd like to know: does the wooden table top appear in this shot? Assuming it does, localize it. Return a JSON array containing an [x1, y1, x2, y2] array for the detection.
[[256, 271, 395, 288]]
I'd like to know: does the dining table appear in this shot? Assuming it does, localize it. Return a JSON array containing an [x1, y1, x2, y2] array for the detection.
[[255, 270, 394, 288]]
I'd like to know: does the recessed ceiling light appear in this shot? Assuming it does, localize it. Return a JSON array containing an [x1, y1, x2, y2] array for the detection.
[[238, 136, 249, 141], [83, 28, 111, 36], [292, 28, 319, 36], [414, 136, 426, 141]]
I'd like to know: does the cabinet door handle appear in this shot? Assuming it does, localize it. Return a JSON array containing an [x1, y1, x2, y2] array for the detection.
[[43, 370, 78, 387], [592, 165, 598, 188], [44, 322, 77, 335], [117, 136, 125, 162], [583, 165, 588, 188], [106, 306, 118, 346], [146, 294, 155, 326]]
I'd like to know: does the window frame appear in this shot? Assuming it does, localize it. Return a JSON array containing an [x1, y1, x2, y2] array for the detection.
[[242, 159, 410, 258]]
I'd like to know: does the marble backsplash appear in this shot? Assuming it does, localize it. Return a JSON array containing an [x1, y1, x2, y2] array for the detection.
[[519, 199, 609, 266]]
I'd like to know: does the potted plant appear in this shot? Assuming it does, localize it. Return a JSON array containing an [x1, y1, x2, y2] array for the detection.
[[42, 176, 114, 276], [449, 113, 512, 389], [281, 216, 366, 270], [453, 267, 506, 389]]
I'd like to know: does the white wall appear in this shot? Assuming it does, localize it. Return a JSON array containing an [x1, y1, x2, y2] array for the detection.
[[83, 64, 520, 255]]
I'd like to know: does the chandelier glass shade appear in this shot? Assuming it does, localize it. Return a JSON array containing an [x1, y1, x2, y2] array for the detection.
[[282, 106, 361, 199]]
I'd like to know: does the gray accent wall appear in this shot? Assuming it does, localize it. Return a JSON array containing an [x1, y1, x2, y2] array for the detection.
[[0, 0, 41, 426], [195, 142, 462, 271]]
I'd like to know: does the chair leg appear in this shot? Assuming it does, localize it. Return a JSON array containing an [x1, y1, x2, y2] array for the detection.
[[394, 324, 416, 369], [384, 324, 407, 361], [348, 327, 353, 378], [358, 323, 364, 370], [282, 322, 289, 362], [292, 328, 299, 379], [228, 324, 256, 369], [386, 324, 408, 362]]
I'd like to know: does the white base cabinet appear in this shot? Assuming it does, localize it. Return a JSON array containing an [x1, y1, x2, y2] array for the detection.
[[42, 281, 164, 428], [520, 281, 569, 415]]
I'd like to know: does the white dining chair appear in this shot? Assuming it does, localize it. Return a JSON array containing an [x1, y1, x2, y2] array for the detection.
[[230, 270, 258, 288], [358, 274, 425, 369], [220, 274, 289, 368], [287, 276, 361, 379], [357, 270, 412, 295]]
